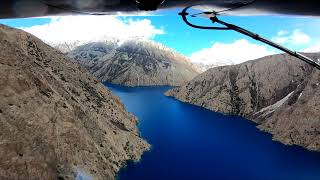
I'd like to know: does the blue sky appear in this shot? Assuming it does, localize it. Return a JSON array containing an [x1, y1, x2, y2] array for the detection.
[[1, 8, 319, 65], [131, 9, 320, 56]]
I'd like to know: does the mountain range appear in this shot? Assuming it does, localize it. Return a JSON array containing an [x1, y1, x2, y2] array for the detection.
[[67, 39, 199, 86]]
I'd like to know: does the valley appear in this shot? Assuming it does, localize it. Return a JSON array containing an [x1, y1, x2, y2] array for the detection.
[[1, 22, 320, 180]]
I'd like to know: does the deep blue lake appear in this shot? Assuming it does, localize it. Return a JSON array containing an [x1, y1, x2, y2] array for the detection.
[[105, 84, 320, 180]]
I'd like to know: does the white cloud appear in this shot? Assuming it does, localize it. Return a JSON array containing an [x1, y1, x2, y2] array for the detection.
[[277, 30, 288, 36], [272, 36, 288, 44], [272, 29, 311, 45], [303, 43, 320, 53], [189, 39, 274, 65], [21, 15, 164, 45], [291, 29, 311, 44]]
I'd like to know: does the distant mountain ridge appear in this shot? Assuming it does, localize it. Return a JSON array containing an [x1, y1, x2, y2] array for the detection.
[[53, 41, 83, 53], [166, 53, 320, 151], [53, 37, 121, 53], [67, 38, 199, 86], [191, 63, 223, 73]]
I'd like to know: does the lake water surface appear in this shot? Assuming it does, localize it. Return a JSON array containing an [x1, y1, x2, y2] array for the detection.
[[105, 84, 320, 180]]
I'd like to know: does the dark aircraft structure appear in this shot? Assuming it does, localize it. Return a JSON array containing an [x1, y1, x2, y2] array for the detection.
[[1, 0, 320, 18], [1, 0, 320, 69]]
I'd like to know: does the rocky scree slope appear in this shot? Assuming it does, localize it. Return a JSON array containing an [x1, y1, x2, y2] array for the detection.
[[68, 39, 199, 86], [0, 24, 149, 180], [166, 53, 320, 151]]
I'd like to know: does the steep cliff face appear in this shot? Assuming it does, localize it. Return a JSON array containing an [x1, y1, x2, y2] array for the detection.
[[259, 70, 320, 150], [68, 39, 199, 86], [166, 53, 320, 151], [0, 24, 149, 179]]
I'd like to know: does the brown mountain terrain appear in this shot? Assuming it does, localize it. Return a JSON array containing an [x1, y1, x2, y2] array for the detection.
[[166, 53, 320, 151], [67, 40, 199, 86], [0, 24, 149, 179]]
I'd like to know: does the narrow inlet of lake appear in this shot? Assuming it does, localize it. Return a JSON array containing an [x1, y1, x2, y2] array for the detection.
[[105, 84, 320, 180]]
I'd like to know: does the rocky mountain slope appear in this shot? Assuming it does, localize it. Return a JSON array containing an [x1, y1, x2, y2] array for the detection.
[[166, 53, 320, 151], [0, 24, 149, 179], [68, 39, 199, 86]]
